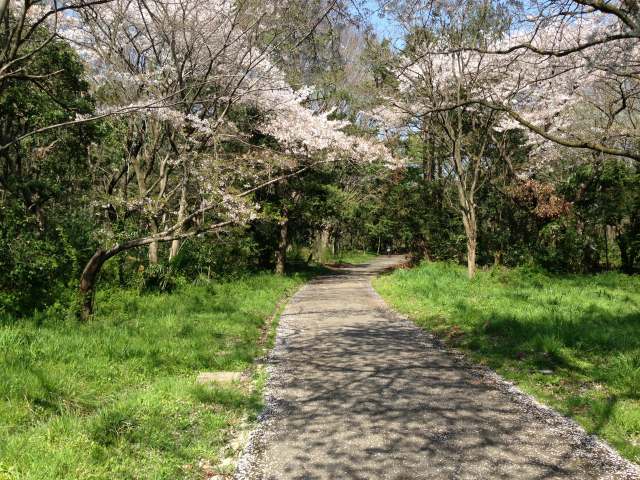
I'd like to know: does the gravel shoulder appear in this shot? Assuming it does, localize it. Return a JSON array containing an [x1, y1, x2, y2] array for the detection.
[[235, 256, 640, 480]]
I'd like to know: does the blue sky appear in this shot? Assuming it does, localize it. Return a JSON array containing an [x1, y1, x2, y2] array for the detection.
[[363, 0, 405, 47]]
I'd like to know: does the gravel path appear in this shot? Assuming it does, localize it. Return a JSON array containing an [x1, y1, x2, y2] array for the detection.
[[235, 256, 640, 480]]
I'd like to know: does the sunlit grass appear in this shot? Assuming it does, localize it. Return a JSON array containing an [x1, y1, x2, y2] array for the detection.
[[327, 250, 378, 265], [0, 273, 307, 479], [374, 261, 640, 463]]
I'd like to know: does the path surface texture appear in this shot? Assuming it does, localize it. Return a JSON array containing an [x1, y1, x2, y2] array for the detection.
[[236, 256, 640, 480]]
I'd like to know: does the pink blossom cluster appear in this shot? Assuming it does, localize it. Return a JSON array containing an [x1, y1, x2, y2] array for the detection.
[[398, 11, 638, 166]]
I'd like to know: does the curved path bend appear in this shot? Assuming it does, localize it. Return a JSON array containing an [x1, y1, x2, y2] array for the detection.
[[236, 256, 639, 480]]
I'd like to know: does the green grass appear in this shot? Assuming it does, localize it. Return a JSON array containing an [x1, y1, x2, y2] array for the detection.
[[326, 250, 378, 265], [374, 261, 640, 463], [0, 272, 307, 479]]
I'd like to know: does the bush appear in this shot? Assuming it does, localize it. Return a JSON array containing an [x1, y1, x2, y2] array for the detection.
[[171, 228, 260, 279], [536, 219, 585, 272], [0, 205, 92, 317], [137, 263, 179, 294]]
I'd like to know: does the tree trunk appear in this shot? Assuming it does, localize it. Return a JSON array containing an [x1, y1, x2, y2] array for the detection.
[[418, 237, 431, 261], [422, 124, 435, 182], [0, 0, 11, 25], [617, 232, 633, 274], [148, 220, 159, 264], [34, 204, 46, 232], [604, 225, 610, 270], [466, 232, 477, 278], [275, 208, 289, 275], [169, 240, 179, 261], [148, 241, 159, 264], [118, 255, 127, 287], [314, 226, 331, 263], [170, 178, 188, 260], [461, 201, 478, 279], [76, 217, 235, 320], [79, 249, 110, 321]]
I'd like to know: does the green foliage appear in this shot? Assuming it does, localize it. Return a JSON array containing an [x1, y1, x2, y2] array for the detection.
[[0, 204, 94, 316], [137, 264, 179, 294], [375, 262, 640, 462], [171, 229, 261, 278], [563, 159, 640, 273], [0, 273, 307, 479], [0, 35, 99, 316], [535, 219, 585, 272]]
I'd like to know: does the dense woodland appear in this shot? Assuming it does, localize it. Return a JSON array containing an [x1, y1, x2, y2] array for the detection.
[[1, 0, 640, 319]]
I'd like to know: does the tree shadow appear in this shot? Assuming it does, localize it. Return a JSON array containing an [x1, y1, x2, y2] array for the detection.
[[243, 262, 625, 479]]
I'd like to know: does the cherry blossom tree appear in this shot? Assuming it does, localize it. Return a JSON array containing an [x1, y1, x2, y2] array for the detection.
[[385, 0, 511, 277], [56, 0, 394, 318], [382, 0, 640, 162], [1, 0, 393, 318], [477, 14, 640, 164]]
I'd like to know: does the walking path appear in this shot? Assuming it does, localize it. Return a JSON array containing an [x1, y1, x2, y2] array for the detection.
[[236, 256, 639, 480]]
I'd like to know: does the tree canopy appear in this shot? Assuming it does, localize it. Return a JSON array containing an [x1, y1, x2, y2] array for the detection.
[[1, 0, 640, 319]]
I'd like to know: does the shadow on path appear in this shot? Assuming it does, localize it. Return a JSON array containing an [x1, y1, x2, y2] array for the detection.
[[236, 256, 637, 480]]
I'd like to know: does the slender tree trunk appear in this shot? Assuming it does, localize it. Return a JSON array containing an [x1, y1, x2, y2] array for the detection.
[[148, 237, 159, 264], [459, 193, 478, 279], [169, 239, 180, 261], [79, 249, 111, 321], [466, 231, 477, 278], [421, 238, 432, 261], [604, 225, 610, 270], [0, 0, 11, 25], [315, 226, 331, 262], [450, 128, 479, 279], [617, 231, 632, 273], [118, 255, 126, 287], [275, 207, 289, 275], [462, 209, 477, 278], [422, 122, 435, 182], [34, 204, 46, 232], [170, 180, 188, 260]]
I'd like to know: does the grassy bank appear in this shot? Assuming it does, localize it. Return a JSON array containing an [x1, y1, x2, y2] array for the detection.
[[0, 273, 308, 479], [374, 262, 640, 463]]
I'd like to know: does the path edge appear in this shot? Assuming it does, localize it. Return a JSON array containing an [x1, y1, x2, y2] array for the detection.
[[234, 281, 312, 480]]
